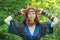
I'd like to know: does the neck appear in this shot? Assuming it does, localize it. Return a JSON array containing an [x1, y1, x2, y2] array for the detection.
[[27, 20, 35, 26]]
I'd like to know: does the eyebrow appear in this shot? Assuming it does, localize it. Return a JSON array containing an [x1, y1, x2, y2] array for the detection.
[[28, 12, 35, 14], [28, 11, 35, 12]]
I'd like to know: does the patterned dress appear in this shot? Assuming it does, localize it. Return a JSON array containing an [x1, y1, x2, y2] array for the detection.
[[8, 20, 53, 40]]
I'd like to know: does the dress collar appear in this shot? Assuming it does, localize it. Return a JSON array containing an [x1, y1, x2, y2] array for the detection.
[[24, 23, 39, 40]]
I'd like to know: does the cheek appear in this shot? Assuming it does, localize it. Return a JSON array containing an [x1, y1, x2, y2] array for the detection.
[[27, 15, 31, 19], [28, 15, 30, 18], [33, 14, 36, 18]]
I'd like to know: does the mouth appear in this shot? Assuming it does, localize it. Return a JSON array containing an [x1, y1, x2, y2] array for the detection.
[[30, 18, 34, 20]]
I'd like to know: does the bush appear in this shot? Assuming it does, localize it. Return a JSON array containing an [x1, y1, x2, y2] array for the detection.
[[0, 0, 59, 40]]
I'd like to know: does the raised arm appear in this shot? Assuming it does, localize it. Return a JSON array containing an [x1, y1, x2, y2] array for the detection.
[[4, 9, 25, 25], [38, 9, 58, 27]]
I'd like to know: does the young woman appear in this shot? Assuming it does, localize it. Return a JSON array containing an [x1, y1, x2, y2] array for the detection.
[[4, 7, 58, 40]]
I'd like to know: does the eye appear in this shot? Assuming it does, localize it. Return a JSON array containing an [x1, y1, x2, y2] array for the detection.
[[32, 13, 35, 14], [28, 12, 35, 15]]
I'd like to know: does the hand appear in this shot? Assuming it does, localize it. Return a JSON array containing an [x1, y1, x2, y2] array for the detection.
[[37, 8, 43, 14], [19, 9, 26, 14]]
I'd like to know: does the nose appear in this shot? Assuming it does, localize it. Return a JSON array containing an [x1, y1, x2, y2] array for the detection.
[[30, 14, 34, 17]]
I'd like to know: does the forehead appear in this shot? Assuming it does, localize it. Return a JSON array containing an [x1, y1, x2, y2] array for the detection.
[[27, 8, 36, 14], [28, 11, 35, 14]]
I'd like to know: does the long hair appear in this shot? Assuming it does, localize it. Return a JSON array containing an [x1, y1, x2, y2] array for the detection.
[[22, 7, 40, 24]]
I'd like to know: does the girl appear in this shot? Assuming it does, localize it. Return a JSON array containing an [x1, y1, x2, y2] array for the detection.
[[4, 7, 58, 40]]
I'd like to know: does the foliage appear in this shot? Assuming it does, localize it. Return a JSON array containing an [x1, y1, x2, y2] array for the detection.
[[0, 0, 60, 40]]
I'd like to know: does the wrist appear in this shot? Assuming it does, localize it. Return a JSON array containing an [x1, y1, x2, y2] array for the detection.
[[41, 11, 46, 15], [41, 10, 55, 21], [13, 11, 21, 16]]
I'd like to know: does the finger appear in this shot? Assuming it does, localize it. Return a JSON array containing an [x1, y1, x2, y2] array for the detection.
[[38, 8, 43, 13]]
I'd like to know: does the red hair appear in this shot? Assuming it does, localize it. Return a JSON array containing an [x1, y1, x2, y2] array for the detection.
[[22, 7, 41, 24]]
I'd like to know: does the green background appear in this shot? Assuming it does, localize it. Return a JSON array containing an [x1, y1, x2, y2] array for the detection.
[[0, 0, 60, 40]]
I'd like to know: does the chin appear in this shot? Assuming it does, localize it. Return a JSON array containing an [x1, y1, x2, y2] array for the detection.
[[28, 18, 35, 21], [30, 18, 34, 20]]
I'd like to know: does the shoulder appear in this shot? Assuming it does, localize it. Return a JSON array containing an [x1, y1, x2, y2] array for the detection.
[[39, 21, 52, 28], [39, 21, 53, 36], [10, 20, 24, 28], [8, 21, 25, 35], [8, 20, 25, 32]]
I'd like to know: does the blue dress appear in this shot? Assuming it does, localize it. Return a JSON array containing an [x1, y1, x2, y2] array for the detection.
[[8, 20, 53, 40]]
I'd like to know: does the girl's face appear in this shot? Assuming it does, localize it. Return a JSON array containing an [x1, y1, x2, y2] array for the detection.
[[28, 11, 36, 21]]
